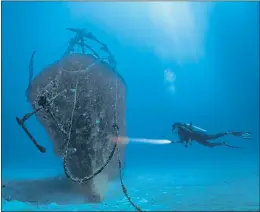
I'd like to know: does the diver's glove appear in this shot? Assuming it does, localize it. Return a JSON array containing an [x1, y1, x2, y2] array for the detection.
[[231, 132, 252, 140]]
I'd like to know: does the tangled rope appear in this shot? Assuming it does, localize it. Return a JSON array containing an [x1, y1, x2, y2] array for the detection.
[[16, 28, 143, 211]]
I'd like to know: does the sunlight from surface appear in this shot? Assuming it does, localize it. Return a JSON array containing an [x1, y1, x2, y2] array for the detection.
[[147, 2, 201, 63], [66, 2, 214, 64]]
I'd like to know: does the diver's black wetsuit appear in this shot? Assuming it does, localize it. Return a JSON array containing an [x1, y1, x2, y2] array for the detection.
[[172, 122, 251, 148]]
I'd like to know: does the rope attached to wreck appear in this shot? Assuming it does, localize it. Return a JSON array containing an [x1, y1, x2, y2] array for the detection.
[[16, 28, 144, 212]]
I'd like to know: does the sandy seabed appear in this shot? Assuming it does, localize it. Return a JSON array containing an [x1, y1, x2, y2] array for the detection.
[[2, 163, 259, 211]]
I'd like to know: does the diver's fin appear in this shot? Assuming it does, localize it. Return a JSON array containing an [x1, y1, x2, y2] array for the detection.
[[241, 132, 252, 139], [232, 132, 252, 140], [222, 142, 240, 149]]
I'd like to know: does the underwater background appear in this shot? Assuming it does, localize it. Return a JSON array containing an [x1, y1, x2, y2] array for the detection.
[[1, 1, 259, 211]]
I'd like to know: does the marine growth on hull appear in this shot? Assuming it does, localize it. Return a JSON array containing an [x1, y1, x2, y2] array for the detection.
[[3, 28, 142, 211]]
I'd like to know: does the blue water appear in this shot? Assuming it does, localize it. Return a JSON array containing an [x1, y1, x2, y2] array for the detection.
[[1, 2, 259, 211]]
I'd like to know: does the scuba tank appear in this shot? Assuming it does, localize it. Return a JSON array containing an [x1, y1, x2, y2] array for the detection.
[[184, 123, 207, 134]]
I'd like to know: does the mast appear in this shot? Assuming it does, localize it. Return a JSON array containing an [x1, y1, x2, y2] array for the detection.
[[64, 28, 116, 69]]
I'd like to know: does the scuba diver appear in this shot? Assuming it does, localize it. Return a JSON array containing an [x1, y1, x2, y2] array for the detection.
[[171, 122, 252, 148]]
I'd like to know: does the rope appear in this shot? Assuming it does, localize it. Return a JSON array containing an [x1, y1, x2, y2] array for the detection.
[[17, 28, 144, 211], [113, 52, 143, 211], [117, 146, 143, 212]]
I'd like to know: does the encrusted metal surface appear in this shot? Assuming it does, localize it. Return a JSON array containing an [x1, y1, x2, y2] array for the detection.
[[27, 53, 127, 184]]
